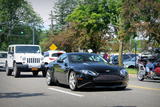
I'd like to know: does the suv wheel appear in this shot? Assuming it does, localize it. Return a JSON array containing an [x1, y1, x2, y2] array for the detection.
[[6, 62, 12, 76], [14, 63, 20, 78], [42, 70, 47, 77]]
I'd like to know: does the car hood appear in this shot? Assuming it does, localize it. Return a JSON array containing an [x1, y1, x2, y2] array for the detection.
[[70, 62, 123, 73]]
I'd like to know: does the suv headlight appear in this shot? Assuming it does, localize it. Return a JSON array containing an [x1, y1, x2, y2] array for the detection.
[[80, 70, 98, 76], [120, 69, 128, 76], [22, 57, 26, 61]]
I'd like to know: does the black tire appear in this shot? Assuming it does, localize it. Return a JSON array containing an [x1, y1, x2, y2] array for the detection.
[[33, 72, 39, 76], [69, 71, 78, 91], [117, 86, 127, 90], [13, 63, 20, 78], [42, 70, 47, 77], [46, 69, 54, 86], [6, 62, 12, 76]]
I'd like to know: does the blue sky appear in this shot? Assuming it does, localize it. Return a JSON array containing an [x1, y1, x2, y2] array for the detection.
[[26, 0, 55, 29]]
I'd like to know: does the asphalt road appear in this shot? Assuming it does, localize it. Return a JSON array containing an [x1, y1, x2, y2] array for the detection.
[[0, 71, 160, 107]]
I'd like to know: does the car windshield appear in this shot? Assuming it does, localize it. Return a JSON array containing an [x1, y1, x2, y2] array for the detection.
[[0, 53, 7, 58], [16, 46, 40, 53], [69, 54, 107, 63], [52, 53, 64, 57]]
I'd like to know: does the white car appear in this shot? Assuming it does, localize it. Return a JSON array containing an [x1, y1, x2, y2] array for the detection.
[[43, 50, 66, 64], [0, 51, 7, 70], [6, 44, 46, 77]]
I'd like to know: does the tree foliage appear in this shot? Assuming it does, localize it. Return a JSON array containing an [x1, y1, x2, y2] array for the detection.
[[0, 0, 43, 50]]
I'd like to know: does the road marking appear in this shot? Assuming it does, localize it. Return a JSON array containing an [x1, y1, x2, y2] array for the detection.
[[129, 84, 160, 91], [48, 87, 84, 97]]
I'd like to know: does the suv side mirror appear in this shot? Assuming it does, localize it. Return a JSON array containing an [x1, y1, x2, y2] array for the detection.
[[8, 51, 14, 54]]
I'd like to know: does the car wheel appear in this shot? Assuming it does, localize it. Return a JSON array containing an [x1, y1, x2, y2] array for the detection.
[[117, 86, 127, 90], [33, 72, 39, 76], [42, 70, 47, 77], [137, 71, 144, 81], [46, 69, 55, 86], [69, 71, 77, 91], [14, 63, 20, 78], [6, 62, 12, 76]]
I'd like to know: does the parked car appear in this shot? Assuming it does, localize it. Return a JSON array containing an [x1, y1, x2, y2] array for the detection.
[[43, 50, 66, 65], [110, 54, 138, 65], [5, 44, 46, 77], [123, 57, 137, 68], [0, 51, 7, 70], [46, 52, 128, 91]]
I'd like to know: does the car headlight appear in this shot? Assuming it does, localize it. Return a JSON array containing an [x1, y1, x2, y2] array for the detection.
[[41, 57, 44, 61], [120, 69, 128, 76], [80, 70, 98, 76]]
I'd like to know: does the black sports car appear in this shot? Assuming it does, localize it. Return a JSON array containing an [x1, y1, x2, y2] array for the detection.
[[46, 52, 129, 91]]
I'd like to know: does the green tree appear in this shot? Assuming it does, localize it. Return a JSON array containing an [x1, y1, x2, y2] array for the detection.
[[66, 0, 114, 53], [0, 0, 43, 50]]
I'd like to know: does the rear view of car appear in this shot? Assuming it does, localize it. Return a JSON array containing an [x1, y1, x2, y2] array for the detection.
[[0, 51, 7, 71], [43, 50, 65, 64]]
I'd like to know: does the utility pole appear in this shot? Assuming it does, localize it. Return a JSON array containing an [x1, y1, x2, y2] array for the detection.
[[32, 27, 35, 45], [50, 10, 54, 31]]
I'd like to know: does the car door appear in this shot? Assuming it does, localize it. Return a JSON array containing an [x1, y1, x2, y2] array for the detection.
[[8, 46, 14, 69], [54, 54, 69, 84]]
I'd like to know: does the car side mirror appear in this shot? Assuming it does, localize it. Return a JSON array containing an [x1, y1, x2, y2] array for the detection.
[[57, 60, 63, 63]]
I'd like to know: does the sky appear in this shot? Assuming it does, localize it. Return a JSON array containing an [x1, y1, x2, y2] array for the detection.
[[26, 0, 55, 29]]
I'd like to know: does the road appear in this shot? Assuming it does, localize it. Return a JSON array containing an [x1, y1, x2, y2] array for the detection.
[[0, 71, 160, 107]]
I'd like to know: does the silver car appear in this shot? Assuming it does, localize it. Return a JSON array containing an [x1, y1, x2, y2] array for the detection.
[[0, 51, 7, 70]]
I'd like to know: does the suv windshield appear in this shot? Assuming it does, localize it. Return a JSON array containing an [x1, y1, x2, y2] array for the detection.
[[0, 53, 7, 58], [16, 46, 40, 53]]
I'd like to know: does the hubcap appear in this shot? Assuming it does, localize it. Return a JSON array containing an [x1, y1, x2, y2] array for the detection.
[[69, 72, 76, 90]]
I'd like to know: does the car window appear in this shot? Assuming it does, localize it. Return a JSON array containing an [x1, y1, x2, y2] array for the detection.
[[0, 53, 7, 58], [52, 53, 63, 57]]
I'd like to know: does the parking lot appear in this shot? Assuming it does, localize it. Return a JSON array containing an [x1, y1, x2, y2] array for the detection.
[[0, 71, 160, 107]]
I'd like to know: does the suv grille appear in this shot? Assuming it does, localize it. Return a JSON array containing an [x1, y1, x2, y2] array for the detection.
[[27, 58, 40, 63]]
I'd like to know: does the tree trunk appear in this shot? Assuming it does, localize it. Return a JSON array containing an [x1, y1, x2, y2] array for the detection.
[[118, 40, 123, 66]]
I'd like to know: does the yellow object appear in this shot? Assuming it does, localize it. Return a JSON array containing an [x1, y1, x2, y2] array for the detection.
[[49, 44, 58, 50]]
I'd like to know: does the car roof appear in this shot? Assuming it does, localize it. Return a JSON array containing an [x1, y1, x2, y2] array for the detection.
[[66, 52, 97, 56], [8, 44, 40, 47]]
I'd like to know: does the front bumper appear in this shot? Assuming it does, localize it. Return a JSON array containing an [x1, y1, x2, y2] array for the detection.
[[76, 74, 129, 88], [16, 63, 45, 72]]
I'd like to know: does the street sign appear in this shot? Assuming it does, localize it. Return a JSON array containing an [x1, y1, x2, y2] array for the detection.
[[49, 44, 57, 50]]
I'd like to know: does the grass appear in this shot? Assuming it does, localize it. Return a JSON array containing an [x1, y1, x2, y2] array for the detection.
[[126, 68, 138, 74]]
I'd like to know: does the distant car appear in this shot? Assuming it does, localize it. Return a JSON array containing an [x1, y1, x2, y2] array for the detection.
[[43, 50, 66, 64], [123, 57, 137, 68], [0, 51, 7, 70], [46, 52, 128, 91], [110, 54, 138, 65]]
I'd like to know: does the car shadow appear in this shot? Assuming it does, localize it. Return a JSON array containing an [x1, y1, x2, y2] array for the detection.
[[0, 92, 45, 99], [11, 74, 44, 78], [143, 80, 160, 83], [104, 106, 136, 107], [57, 84, 132, 92]]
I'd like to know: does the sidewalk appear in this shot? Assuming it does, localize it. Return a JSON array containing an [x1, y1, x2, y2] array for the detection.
[[129, 74, 136, 78]]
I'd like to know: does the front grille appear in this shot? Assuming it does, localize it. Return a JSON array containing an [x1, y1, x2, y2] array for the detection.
[[27, 58, 40, 63], [94, 74, 123, 81]]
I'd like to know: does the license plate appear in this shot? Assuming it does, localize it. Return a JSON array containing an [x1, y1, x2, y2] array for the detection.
[[32, 67, 38, 71]]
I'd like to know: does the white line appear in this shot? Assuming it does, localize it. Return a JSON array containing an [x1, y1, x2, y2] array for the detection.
[[48, 87, 84, 97]]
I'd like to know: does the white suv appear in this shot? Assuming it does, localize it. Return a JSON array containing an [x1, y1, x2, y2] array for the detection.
[[5, 44, 46, 77]]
